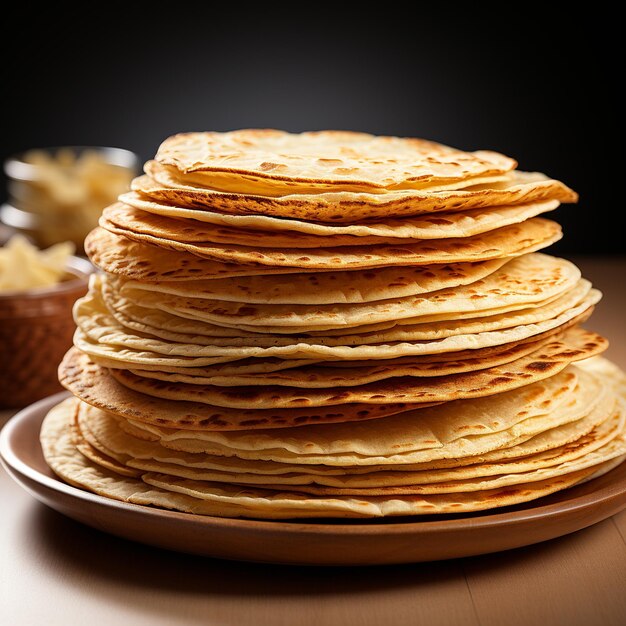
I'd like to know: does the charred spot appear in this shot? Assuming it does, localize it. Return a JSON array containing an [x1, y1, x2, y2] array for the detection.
[[490, 376, 514, 385], [326, 392, 351, 402], [288, 399, 312, 406], [525, 361, 553, 371], [495, 488, 522, 497], [259, 162, 282, 171]]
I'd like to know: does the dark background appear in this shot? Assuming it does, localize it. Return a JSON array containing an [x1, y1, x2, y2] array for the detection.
[[1, 8, 622, 254]]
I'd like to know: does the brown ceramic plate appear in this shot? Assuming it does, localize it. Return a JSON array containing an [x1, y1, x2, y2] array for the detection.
[[3, 392, 626, 566]]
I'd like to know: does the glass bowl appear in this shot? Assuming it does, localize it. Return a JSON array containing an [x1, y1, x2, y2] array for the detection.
[[2, 146, 139, 251]]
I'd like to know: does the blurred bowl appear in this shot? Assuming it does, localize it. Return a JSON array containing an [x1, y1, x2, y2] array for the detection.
[[0, 256, 93, 408], [4, 146, 139, 181], [3, 146, 140, 251], [0, 201, 93, 250]]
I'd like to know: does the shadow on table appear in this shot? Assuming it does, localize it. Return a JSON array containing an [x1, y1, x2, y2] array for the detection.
[[22, 500, 612, 626]]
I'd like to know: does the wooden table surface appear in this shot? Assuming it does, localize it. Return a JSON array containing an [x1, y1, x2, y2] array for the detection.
[[2, 257, 626, 626]]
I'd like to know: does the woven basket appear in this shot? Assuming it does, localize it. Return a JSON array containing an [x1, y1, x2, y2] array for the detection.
[[0, 257, 92, 408]]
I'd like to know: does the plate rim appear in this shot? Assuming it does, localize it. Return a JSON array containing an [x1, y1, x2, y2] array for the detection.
[[3, 392, 626, 537]]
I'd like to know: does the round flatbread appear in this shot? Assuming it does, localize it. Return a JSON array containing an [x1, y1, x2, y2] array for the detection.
[[41, 396, 606, 519]]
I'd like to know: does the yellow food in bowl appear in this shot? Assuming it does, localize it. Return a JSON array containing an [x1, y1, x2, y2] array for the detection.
[[4, 147, 137, 249], [0, 235, 74, 292], [18, 148, 133, 216]]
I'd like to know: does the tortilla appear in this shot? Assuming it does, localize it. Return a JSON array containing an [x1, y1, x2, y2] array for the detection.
[[60, 329, 607, 428], [85, 227, 319, 282], [59, 348, 435, 430], [41, 397, 605, 519], [76, 387, 618, 488], [75, 279, 598, 363], [99, 277, 596, 345], [128, 366, 605, 466], [116, 257, 511, 306], [113, 194, 560, 248], [155, 130, 517, 190], [81, 382, 616, 477], [113, 253, 580, 325], [120, 190, 560, 241], [100, 206, 562, 269], [137, 163, 576, 223]]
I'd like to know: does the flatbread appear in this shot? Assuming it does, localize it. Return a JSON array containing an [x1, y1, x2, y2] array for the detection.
[[60, 328, 607, 428], [113, 194, 560, 248], [134, 409, 625, 494], [117, 257, 511, 305], [40, 396, 604, 518], [85, 228, 321, 282], [59, 348, 431, 430], [124, 336, 557, 387], [71, 415, 142, 479], [138, 163, 576, 222], [113, 253, 580, 325], [74, 304, 590, 366], [255, 422, 626, 494], [155, 130, 517, 189], [129, 365, 605, 466], [119, 191, 560, 241], [75, 279, 598, 363], [101, 278, 597, 347], [100, 278, 595, 346], [122, 372, 604, 471], [140, 464, 611, 516], [80, 382, 617, 476], [100, 206, 562, 269], [104, 326, 604, 408]]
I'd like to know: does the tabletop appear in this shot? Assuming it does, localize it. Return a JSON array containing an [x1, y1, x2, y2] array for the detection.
[[2, 256, 626, 626]]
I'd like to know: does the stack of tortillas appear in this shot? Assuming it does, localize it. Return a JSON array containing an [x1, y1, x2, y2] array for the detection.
[[41, 130, 626, 519]]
